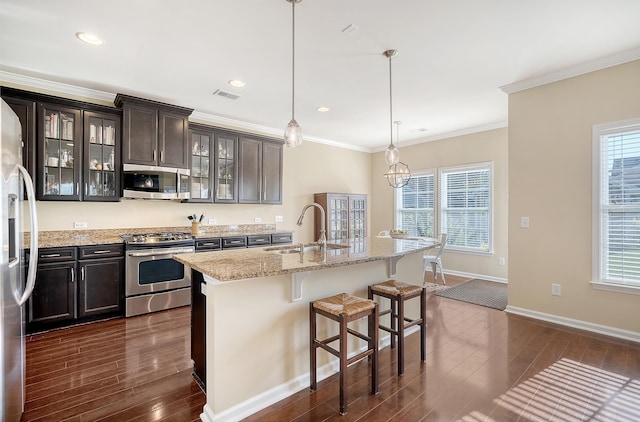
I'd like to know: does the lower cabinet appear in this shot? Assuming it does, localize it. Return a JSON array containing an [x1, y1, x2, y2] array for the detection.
[[27, 245, 124, 333], [78, 246, 124, 318]]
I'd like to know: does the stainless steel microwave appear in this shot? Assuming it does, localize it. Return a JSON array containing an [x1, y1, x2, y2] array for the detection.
[[122, 164, 190, 200]]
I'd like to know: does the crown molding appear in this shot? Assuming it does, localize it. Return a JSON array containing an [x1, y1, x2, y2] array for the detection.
[[1, 70, 372, 153], [373, 120, 509, 153], [500, 47, 640, 94], [0, 70, 116, 102]]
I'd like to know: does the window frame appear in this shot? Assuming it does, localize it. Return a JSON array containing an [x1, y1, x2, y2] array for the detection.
[[591, 118, 640, 295], [438, 162, 493, 255], [393, 169, 436, 238]]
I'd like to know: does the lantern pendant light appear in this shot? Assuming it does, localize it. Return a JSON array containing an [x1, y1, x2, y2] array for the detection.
[[382, 49, 411, 188], [385, 121, 411, 188], [284, 0, 303, 147]]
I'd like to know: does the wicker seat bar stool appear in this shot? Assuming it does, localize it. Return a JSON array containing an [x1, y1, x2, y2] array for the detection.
[[368, 280, 426, 375], [310, 293, 379, 415]]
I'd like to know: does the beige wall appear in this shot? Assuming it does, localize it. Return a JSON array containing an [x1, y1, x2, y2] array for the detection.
[[35, 140, 371, 244], [508, 59, 640, 333], [370, 128, 509, 281]]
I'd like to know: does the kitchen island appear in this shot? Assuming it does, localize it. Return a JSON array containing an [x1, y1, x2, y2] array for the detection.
[[174, 236, 437, 422]]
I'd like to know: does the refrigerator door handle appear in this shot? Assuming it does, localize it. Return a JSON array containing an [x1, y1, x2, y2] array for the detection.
[[16, 164, 39, 306]]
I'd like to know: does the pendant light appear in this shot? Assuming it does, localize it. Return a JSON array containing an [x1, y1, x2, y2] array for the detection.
[[384, 49, 399, 165], [385, 121, 411, 188], [284, 0, 303, 147], [382, 49, 411, 188]]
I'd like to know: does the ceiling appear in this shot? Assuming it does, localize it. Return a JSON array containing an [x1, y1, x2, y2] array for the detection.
[[1, 0, 640, 151]]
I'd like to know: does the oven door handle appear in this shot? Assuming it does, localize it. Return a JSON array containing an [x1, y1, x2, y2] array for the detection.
[[127, 247, 195, 257]]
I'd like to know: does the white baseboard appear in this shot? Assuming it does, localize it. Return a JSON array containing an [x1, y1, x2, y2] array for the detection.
[[505, 305, 640, 343], [199, 328, 418, 422], [442, 269, 508, 284]]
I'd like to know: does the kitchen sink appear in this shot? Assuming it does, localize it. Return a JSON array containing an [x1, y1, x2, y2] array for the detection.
[[265, 243, 349, 254]]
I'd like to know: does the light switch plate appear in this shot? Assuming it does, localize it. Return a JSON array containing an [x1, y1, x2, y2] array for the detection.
[[275, 215, 284, 223], [74, 222, 87, 229], [208, 219, 216, 225], [520, 217, 530, 228], [255, 217, 262, 223]]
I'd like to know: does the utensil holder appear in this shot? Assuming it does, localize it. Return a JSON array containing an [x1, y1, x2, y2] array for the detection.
[[191, 221, 200, 235]]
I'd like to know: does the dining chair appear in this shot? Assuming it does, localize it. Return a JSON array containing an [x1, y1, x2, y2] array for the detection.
[[424, 233, 447, 285]]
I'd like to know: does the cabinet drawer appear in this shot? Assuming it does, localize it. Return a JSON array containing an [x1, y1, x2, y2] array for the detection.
[[78, 244, 124, 260], [247, 234, 271, 247], [196, 238, 222, 251], [38, 247, 76, 263], [222, 236, 247, 249], [271, 233, 293, 244]]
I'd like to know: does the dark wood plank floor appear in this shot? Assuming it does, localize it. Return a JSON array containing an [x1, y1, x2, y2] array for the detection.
[[22, 274, 640, 422]]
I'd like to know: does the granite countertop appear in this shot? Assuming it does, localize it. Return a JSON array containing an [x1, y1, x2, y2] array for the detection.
[[28, 224, 293, 248], [173, 236, 439, 282]]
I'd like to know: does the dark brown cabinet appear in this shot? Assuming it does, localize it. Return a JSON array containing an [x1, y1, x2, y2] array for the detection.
[[83, 111, 121, 201], [238, 137, 283, 204], [1, 87, 122, 202], [27, 245, 124, 333], [314, 193, 368, 241], [78, 244, 124, 318], [38, 103, 83, 200], [28, 247, 77, 331], [2, 95, 36, 177], [116, 94, 193, 169], [188, 124, 239, 203]]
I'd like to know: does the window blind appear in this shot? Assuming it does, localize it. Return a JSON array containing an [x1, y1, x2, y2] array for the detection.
[[440, 164, 491, 252], [396, 172, 435, 237], [598, 124, 640, 285]]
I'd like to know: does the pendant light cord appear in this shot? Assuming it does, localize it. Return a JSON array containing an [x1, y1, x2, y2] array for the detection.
[[291, 0, 296, 121], [388, 53, 393, 148]]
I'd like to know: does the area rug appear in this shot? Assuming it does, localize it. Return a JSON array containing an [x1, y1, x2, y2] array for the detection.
[[434, 279, 507, 310]]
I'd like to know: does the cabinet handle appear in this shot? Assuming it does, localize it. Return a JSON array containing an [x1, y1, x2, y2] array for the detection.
[[92, 250, 112, 254], [41, 253, 61, 258], [76, 183, 79, 195], [84, 183, 88, 196], [229, 240, 242, 244], [153, 149, 157, 161], [201, 243, 217, 246], [254, 238, 267, 242], [71, 268, 75, 283], [160, 150, 164, 162], [81, 267, 85, 281]]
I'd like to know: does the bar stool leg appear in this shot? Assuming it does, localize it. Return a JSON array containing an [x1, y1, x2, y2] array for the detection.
[[309, 303, 317, 391], [371, 303, 379, 394], [420, 287, 426, 362], [390, 298, 398, 349], [397, 294, 405, 375], [339, 313, 348, 415]]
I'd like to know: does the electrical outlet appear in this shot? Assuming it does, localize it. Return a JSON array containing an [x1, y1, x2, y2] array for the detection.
[[520, 217, 530, 228], [208, 219, 216, 225], [275, 215, 284, 223], [74, 222, 87, 229], [551, 283, 561, 296], [255, 217, 262, 223], [499, 257, 505, 266]]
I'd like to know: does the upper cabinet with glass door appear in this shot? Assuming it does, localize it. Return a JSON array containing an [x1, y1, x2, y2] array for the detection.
[[214, 132, 238, 203], [83, 111, 120, 201], [38, 104, 82, 200], [189, 127, 212, 202]]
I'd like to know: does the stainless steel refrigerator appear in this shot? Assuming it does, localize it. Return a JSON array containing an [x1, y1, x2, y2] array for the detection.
[[1, 98, 39, 421]]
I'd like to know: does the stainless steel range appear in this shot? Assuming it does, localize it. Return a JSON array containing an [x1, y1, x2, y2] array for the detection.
[[122, 232, 195, 317]]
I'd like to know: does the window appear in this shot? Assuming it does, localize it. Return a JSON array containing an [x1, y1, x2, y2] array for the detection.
[[593, 119, 640, 289], [439, 163, 492, 253], [395, 171, 435, 237]]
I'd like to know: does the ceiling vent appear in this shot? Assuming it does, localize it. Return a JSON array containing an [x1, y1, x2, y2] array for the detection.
[[212, 89, 241, 100]]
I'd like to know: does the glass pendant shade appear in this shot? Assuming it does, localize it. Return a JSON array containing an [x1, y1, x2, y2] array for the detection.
[[385, 162, 411, 188], [385, 144, 399, 165], [284, 118, 303, 147]]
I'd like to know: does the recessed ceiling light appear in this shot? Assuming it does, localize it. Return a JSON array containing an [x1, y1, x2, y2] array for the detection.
[[76, 32, 103, 45], [228, 80, 245, 88], [316, 106, 330, 112]]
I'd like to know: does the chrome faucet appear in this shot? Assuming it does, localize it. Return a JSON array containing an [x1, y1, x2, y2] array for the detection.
[[296, 202, 327, 246]]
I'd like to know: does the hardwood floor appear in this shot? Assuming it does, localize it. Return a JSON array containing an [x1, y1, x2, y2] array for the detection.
[[22, 275, 640, 421], [22, 306, 205, 422]]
